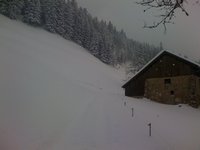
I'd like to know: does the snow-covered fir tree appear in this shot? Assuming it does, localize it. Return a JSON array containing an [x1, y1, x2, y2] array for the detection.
[[99, 22, 113, 64], [23, 0, 41, 25], [41, 0, 56, 33], [73, 7, 86, 45], [64, 0, 75, 39], [54, 0, 66, 36], [7, 0, 24, 19], [81, 9, 93, 50], [89, 30, 100, 57], [0, 0, 9, 15]]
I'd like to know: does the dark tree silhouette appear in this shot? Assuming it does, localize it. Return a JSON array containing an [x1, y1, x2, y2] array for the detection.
[[137, 0, 199, 30]]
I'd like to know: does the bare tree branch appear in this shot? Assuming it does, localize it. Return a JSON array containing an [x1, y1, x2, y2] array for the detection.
[[137, 0, 193, 30]]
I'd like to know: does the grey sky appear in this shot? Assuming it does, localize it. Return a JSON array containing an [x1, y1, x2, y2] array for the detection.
[[76, 0, 200, 61]]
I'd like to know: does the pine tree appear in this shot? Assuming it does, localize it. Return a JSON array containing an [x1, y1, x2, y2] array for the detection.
[[82, 9, 93, 49], [54, 0, 66, 36], [69, 0, 80, 42], [41, 0, 56, 33], [64, 0, 75, 39], [7, 0, 24, 19], [102, 31, 113, 64], [73, 8, 85, 45], [89, 30, 100, 57], [0, 0, 9, 16], [23, 0, 41, 26]]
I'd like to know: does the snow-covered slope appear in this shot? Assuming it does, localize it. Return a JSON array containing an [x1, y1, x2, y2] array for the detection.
[[0, 15, 200, 150]]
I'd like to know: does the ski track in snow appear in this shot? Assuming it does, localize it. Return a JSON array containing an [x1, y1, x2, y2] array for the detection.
[[1, 15, 200, 150]]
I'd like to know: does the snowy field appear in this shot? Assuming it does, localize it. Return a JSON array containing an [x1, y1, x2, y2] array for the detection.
[[0, 15, 200, 150]]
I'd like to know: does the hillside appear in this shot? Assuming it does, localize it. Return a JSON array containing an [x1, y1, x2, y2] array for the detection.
[[0, 15, 200, 150], [0, 0, 161, 67]]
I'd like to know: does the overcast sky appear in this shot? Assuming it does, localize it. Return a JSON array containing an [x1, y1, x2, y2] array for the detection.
[[76, 0, 200, 61]]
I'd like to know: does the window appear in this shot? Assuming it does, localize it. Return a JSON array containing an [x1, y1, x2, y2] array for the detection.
[[164, 79, 171, 84]]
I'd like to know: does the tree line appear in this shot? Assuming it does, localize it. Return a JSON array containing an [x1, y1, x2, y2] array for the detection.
[[0, 0, 161, 70]]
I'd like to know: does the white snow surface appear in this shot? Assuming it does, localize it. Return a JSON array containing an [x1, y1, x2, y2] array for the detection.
[[0, 15, 200, 150]]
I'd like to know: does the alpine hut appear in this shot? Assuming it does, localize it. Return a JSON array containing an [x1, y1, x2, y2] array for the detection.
[[122, 51, 200, 107]]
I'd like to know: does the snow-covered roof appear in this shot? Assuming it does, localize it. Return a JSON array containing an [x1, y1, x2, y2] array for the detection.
[[122, 50, 200, 88]]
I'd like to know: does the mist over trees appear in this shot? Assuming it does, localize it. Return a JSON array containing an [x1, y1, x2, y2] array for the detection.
[[0, 0, 161, 73]]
